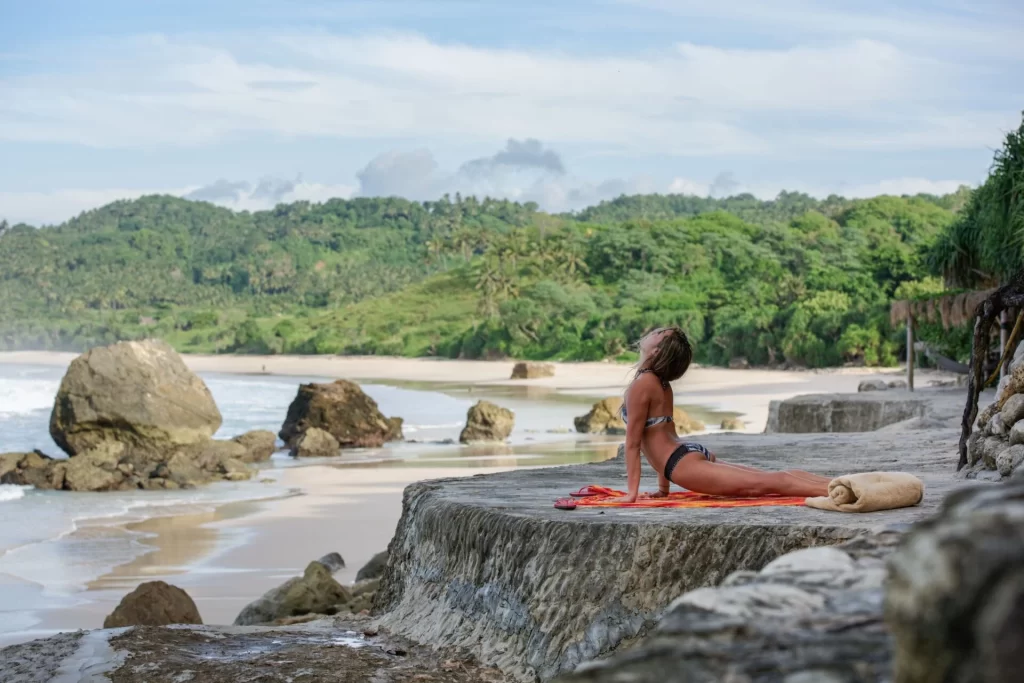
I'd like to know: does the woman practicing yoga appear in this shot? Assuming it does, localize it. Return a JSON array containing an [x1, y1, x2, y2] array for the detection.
[[612, 326, 830, 504]]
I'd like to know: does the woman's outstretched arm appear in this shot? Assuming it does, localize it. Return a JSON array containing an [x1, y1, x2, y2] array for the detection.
[[621, 382, 650, 503]]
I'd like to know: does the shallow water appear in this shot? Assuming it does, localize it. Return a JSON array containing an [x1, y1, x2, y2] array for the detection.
[[0, 362, 642, 644]]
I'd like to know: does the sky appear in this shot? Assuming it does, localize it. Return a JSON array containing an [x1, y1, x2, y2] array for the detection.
[[1, 0, 1022, 225]]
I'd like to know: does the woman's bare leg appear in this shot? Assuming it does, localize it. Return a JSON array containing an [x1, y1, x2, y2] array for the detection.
[[715, 461, 831, 485], [672, 453, 828, 497]]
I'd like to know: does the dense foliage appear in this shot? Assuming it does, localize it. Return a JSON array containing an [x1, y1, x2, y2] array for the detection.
[[1, 186, 966, 367], [930, 112, 1024, 289]]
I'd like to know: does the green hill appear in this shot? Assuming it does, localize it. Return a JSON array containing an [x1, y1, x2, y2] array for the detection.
[[0, 189, 966, 367]]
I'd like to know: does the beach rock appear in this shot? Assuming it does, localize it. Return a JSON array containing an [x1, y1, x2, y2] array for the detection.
[[356, 551, 389, 582], [50, 339, 222, 457], [459, 401, 514, 443], [0, 451, 63, 489], [574, 397, 626, 435], [279, 380, 398, 449], [1001, 394, 1024, 427], [672, 406, 704, 434], [888, 379, 909, 389], [989, 413, 1008, 436], [386, 417, 404, 442], [63, 443, 127, 491], [234, 557, 351, 626], [232, 429, 277, 463], [0, 452, 29, 481], [728, 356, 750, 369], [720, 417, 744, 431], [886, 480, 1024, 683], [1011, 421, 1024, 446], [978, 402, 998, 429], [996, 445, 1024, 477], [291, 427, 341, 458], [560, 536, 897, 683], [765, 393, 927, 433], [858, 379, 889, 392], [103, 580, 202, 628], [511, 362, 555, 379]]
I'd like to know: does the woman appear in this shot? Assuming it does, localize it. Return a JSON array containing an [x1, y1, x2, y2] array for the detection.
[[614, 327, 830, 503]]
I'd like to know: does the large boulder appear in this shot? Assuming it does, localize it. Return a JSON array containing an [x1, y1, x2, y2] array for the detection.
[[459, 401, 515, 443], [290, 428, 340, 458], [50, 339, 222, 457], [511, 362, 555, 379], [279, 380, 399, 449], [103, 581, 202, 628], [234, 553, 350, 626], [573, 397, 704, 435], [886, 481, 1024, 683]]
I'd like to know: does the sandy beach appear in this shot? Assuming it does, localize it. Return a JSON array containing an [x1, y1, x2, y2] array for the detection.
[[0, 351, 961, 647], [0, 351, 957, 432]]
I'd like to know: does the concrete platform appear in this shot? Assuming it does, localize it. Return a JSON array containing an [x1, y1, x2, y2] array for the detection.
[[375, 420, 972, 682]]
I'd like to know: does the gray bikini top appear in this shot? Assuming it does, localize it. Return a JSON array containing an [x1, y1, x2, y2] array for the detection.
[[622, 368, 673, 428], [620, 403, 674, 429]]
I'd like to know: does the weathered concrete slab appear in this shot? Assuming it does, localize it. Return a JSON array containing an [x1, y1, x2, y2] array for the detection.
[[766, 392, 929, 433], [375, 418, 970, 682]]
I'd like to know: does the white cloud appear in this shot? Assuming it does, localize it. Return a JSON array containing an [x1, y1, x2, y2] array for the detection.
[[666, 174, 972, 201], [0, 30, 996, 156], [0, 179, 355, 226]]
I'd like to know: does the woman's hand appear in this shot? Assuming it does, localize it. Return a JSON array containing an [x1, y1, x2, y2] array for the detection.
[[640, 490, 669, 499], [610, 494, 638, 504]]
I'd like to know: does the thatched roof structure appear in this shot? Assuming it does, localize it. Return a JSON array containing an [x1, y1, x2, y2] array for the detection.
[[890, 289, 997, 329]]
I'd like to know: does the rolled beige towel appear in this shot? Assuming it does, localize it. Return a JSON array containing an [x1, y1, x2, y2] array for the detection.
[[805, 472, 924, 513]]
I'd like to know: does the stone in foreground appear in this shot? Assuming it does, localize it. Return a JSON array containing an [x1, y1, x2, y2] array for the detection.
[[234, 553, 349, 625], [279, 380, 401, 449], [49, 339, 222, 456], [886, 481, 1024, 683], [103, 580, 202, 628], [459, 401, 514, 443], [559, 534, 897, 683], [511, 362, 555, 379], [0, 621, 509, 683]]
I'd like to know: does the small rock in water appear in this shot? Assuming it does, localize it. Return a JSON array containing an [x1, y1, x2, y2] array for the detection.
[[459, 401, 515, 443], [104, 580, 202, 628], [720, 417, 745, 431], [291, 428, 341, 458]]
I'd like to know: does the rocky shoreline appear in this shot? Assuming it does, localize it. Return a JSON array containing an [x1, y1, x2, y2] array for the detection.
[[6, 339, 1024, 682]]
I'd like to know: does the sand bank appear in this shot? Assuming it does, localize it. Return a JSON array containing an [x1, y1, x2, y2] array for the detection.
[[0, 351, 960, 432]]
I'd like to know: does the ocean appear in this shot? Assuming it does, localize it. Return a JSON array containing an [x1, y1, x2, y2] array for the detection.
[[0, 363, 610, 618]]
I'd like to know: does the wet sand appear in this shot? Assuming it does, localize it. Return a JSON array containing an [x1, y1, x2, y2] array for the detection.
[[3, 443, 621, 645]]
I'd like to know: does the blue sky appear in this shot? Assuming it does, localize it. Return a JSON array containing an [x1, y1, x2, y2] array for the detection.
[[1, 0, 1022, 224]]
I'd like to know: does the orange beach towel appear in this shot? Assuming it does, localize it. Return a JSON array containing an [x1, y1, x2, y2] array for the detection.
[[557, 485, 806, 509]]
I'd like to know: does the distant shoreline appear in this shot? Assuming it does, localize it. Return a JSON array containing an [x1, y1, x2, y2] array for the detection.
[[0, 350, 961, 432]]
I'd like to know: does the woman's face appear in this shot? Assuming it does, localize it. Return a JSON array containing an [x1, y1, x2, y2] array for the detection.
[[639, 328, 670, 362]]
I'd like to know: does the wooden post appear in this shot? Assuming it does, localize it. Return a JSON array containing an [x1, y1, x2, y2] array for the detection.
[[1001, 310, 1010, 379], [907, 313, 915, 392]]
